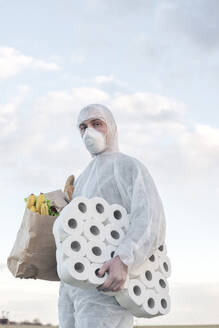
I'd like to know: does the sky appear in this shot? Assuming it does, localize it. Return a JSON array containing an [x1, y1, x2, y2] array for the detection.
[[0, 0, 219, 325]]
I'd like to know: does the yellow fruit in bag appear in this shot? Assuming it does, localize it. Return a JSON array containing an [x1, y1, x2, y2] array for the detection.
[[26, 193, 36, 209], [36, 193, 45, 212], [24, 192, 59, 217], [30, 205, 36, 212], [40, 203, 49, 215]]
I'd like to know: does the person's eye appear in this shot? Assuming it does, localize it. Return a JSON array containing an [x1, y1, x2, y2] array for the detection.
[[94, 122, 101, 126]]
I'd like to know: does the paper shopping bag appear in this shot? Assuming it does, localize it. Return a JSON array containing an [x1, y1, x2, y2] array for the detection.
[[7, 189, 68, 281]]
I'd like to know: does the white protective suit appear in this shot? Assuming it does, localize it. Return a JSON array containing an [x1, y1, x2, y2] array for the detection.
[[58, 104, 166, 328]]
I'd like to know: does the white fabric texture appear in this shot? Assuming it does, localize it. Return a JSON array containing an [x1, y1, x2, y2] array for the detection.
[[58, 103, 166, 328]]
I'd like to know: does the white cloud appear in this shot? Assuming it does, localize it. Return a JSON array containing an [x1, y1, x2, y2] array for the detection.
[[91, 74, 127, 88], [1, 84, 218, 193], [91, 74, 114, 84], [110, 91, 185, 121], [0, 47, 60, 79], [0, 85, 29, 137]]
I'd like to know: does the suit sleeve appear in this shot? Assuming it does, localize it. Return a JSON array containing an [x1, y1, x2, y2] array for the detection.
[[113, 158, 166, 271]]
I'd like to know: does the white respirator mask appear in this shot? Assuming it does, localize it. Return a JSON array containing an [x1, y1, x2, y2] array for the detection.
[[82, 127, 106, 155]]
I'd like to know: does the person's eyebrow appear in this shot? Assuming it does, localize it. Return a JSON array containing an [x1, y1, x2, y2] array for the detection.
[[90, 119, 102, 123]]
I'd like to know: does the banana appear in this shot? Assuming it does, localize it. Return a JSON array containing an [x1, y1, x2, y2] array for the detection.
[[40, 203, 49, 215], [30, 205, 36, 212], [36, 193, 45, 212], [26, 193, 36, 209]]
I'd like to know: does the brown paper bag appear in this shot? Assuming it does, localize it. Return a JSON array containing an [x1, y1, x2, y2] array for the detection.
[[7, 189, 68, 281]]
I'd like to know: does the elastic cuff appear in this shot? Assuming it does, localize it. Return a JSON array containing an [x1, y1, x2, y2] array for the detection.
[[113, 251, 134, 271]]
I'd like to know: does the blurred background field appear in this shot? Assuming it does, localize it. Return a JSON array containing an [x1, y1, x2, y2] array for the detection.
[[3, 326, 219, 328], [4, 326, 219, 328], [6, 326, 58, 328]]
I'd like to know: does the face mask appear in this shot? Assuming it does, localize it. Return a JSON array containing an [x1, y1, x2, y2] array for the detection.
[[82, 127, 106, 155]]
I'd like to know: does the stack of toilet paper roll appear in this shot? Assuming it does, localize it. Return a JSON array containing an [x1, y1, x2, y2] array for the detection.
[[53, 196, 129, 291], [116, 244, 171, 318], [52, 196, 171, 318]]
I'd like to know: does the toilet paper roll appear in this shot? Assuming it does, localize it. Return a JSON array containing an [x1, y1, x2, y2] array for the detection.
[[104, 224, 125, 246], [88, 262, 108, 286], [154, 271, 169, 294], [148, 251, 159, 270], [158, 255, 171, 278], [116, 279, 146, 307], [83, 218, 105, 242], [108, 204, 129, 230], [142, 289, 159, 316], [89, 197, 110, 222], [157, 243, 167, 257], [71, 196, 92, 220], [56, 243, 64, 279], [62, 235, 87, 258], [138, 266, 156, 288], [53, 214, 65, 245], [105, 245, 117, 261], [130, 260, 154, 279], [158, 292, 171, 315], [85, 240, 107, 263], [60, 215, 84, 237], [131, 289, 159, 318], [60, 256, 90, 287]]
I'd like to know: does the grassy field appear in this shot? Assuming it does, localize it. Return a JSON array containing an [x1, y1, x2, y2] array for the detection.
[[3, 326, 58, 328], [4, 326, 58, 328]]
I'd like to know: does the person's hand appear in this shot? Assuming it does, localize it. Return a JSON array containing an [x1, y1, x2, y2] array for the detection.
[[97, 255, 128, 292]]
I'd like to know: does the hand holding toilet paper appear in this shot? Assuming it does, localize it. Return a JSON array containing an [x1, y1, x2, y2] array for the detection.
[[52, 195, 171, 318]]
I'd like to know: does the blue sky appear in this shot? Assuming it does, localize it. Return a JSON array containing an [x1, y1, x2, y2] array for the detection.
[[0, 0, 219, 325]]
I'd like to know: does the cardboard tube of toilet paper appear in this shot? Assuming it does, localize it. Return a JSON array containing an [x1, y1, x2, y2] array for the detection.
[[89, 197, 110, 222], [154, 271, 169, 294], [130, 289, 159, 318], [60, 256, 90, 287], [158, 255, 171, 278], [85, 240, 107, 263], [141, 289, 159, 316], [157, 243, 167, 257], [148, 251, 159, 270], [104, 224, 125, 246], [130, 260, 154, 279], [88, 262, 108, 287], [158, 292, 171, 315], [108, 204, 129, 231], [138, 265, 157, 288], [62, 235, 87, 258], [83, 218, 105, 242], [115, 279, 146, 308], [60, 215, 84, 238], [70, 196, 92, 221], [105, 245, 117, 261]]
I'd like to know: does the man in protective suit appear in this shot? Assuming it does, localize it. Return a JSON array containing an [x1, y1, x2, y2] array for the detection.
[[58, 104, 166, 328]]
